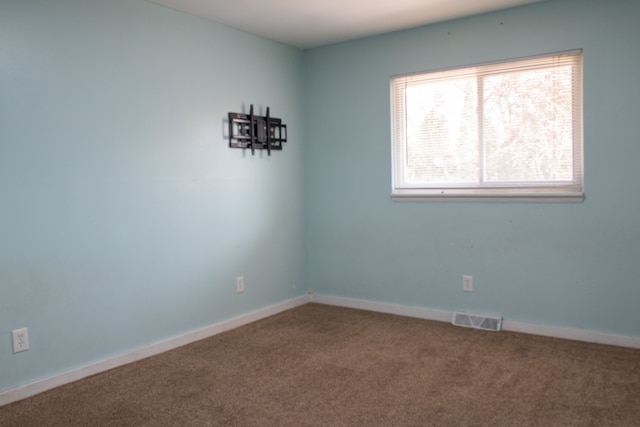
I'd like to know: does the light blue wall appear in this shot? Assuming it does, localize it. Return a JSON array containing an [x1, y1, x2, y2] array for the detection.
[[3, 0, 639, 397], [305, 0, 640, 336], [0, 0, 306, 392]]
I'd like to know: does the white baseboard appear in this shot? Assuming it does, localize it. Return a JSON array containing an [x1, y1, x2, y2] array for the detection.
[[4, 292, 639, 407], [501, 319, 640, 349], [0, 295, 309, 407], [310, 294, 452, 323], [310, 294, 640, 349]]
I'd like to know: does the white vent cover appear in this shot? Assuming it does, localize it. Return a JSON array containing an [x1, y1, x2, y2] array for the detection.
[[452, 312, 502, 332]]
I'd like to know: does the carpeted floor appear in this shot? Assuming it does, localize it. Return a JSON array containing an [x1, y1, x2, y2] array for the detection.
[[1, 303, 639, 426]]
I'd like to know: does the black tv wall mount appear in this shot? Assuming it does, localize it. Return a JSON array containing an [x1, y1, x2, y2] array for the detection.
[[228, 105, 287, 156]]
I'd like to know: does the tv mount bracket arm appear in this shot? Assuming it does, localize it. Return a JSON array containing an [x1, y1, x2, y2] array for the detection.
[[228, 105, 287, 156]]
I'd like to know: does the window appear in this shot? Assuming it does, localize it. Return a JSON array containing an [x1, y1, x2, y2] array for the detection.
[[391, 50, 583, 202]]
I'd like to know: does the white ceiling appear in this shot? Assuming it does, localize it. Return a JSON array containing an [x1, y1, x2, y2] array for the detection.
[[146, 0, 544, 50]]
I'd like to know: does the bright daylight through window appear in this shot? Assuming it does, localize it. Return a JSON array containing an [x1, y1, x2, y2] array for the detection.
[[391, 50, 583, 202]]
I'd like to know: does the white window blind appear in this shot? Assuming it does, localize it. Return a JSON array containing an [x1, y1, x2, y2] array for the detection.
[[391, 50, 583, 202]]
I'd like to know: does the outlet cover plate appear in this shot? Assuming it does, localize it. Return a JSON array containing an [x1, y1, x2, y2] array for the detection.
[[463, 275, 473, 292], [12, 328, 29, 353], [236, 276, 245, 293]]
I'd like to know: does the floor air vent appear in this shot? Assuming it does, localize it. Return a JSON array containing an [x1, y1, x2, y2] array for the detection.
[[452, 312, 502, 332]]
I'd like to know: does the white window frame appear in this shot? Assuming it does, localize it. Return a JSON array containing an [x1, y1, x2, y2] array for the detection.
[[390, 50, 584, 203]]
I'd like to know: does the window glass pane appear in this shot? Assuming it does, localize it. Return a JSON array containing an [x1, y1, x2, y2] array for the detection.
[[482, 65, 575, 183], [405, 78, 478, 184]]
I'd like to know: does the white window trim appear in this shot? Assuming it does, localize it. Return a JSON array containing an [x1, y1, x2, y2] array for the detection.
[[390, 50, 584, 203], [391, 188, 584, 203]]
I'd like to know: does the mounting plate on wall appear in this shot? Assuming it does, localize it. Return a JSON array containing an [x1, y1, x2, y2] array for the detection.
[[228, 104, 287, 155]]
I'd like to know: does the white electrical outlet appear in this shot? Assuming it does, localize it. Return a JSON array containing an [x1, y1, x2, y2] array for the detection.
[[12, 328, 29, 353], [463, 275, 473, 292], [236, 276, 245, 293]]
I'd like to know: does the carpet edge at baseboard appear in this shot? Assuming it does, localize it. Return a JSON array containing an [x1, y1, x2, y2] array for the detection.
[[0, 295, 310, 407], [310, 294, 640, 350], [4, 293, 639, 407]]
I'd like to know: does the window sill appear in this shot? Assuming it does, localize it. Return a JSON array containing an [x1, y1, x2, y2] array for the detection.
[[391, 189, 584, 203]]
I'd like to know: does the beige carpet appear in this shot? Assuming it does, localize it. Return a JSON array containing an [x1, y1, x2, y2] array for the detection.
[[1, 303, 639, 426]]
